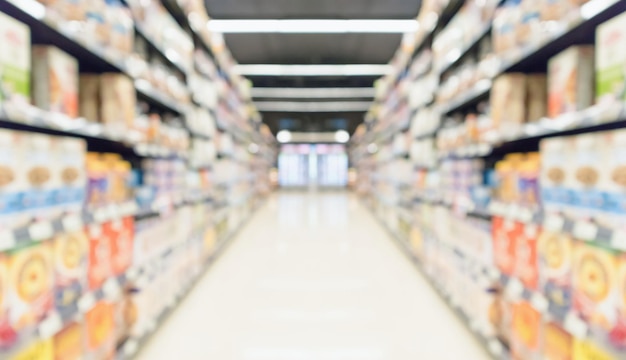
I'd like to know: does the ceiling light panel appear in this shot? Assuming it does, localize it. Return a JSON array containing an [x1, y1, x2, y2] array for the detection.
[[255, 101, 371, 112], [234, 64, 393, 76], [207, 19, 419, 34], [251, 88, 376, 98]]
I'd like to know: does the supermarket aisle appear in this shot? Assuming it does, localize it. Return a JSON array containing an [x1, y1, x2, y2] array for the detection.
[[137, 192, 488, 360]]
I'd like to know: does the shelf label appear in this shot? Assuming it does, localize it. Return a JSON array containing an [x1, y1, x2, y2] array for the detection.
[[611, 230, 626, 251], [29, 222, 54, 240], [93, 208, 108, 223], [123, 339, 139, 356], [573, 221, 598, 240], [505, 278, 524, 300], [78, 293, 96, 313], [488, 339, 503, 356], [544, 214, 565, 232], [525, 224, 539, 238], [531, 292, 549, 313], [38, 312, 63, 339], [564, 312, 588, 338], [103, 278, 121, 300], [0, 231, 17, 251], [62, 214, 83, 232]]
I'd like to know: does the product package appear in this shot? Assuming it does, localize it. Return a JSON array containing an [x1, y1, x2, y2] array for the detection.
[[7, 241, 54, 331], [31, 46, 79, 117], [53, 230, 87, 317], [79, 75, 100, 122], [84, 301, 115, 360], [100, 74, 136, 136], [0, 130, 26, 228], [511, 300, 542, 360], [54, 321, 83, 360], [492, 216, 519, 277], [21, 133, 55, 217], [538, 230, 573, 318], [547, 46, 595, 118], [540, 137, 576, 214], [596, 11, 626, 104], [490, 74, 527, 139], [514, 224, 539, 290], [86, 223, 112, 290], [571, 133, 606, 220], [10, 337, 53, 360], [52, 137, 87, 213], [107, 217, 134, 276], [0, 12, 31, 104], [543, 322, 573, 360], [601, 129, 626, 229], [526, 74, 547, 122]]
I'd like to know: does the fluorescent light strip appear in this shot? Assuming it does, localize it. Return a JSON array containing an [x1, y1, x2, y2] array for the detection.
[[234, 64, 392, 76], [251, 87, 375, 99], [255, 101, 371, 112], [207, 19, 419, 34]]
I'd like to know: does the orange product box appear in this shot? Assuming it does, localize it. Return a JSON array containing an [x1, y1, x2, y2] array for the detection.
[[106, 217, 134, 276], [53, 321, 82, 360], [514, 224, 540, 290], [7, 241, 54, 331], [84, 301, 115, 360], [87, 224, 113, 290], [543, 322, 573, 360], [493, 216, 520, 276], [52, 230, 88, 316], [511, 300, 542, 360]]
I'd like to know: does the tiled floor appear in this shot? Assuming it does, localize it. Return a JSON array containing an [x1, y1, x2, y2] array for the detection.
[[136, 191, 489, 360]]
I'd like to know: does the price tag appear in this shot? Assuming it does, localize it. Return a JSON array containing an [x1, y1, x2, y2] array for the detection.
[[123, 339, 139, 356], [505, 278, 524, 300], [525, 224, 539, 239], [126, 267, 140, 280], [531, 292, 549, 313], [135, 143, 149, 156], [0, 230, 17, 251], [78, 293, 96, 312], [88, 224, 102, 238], [103, 278, 121, 300], [29, 222, 54, 240], [38, 312, 63, 339], [518, 207, 534, 223], [62, 214, 83, 232], [506, 204, 519, 219], [544, 214, 565, 232], [108, 204, 119, 219], [488, 339, 503, 356], [611, 230, 626, 251], [93, 208, 108, 223], [573, 221, 598, 240], [564, 312, 588, 338]]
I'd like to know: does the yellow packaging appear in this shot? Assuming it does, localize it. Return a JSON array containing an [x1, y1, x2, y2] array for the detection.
[[573, 338, 613, 360], [11, 338, 53, 360]]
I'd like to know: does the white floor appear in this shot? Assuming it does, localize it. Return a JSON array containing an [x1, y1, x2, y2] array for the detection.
[[136, 191, 489, 360]]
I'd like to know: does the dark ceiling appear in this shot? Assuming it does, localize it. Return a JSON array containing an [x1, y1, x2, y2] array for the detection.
[[205, 0, 422, 134]]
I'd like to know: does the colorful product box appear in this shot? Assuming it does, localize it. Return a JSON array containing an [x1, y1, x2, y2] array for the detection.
[[87, 224, 112, 290], [538, 230, 573, 318], [11, 337, 53, 360], [571, 133, 606, 219], [514, 224, 539, 290], [548, 46, 594, 118], [511, 300, 542, 360], [540, 137, 576, 213], [53, 230, 87, 317], [493, 216, 519, 276], [79, 75, 100, 122], [84, 301, 115, 360], [543, 322, 573, 360], [31, 46, 79, 118], [51, 138, 86, 213], [0, 254, 17, 350], [0, 11, 31, 104], [490, 74, 527, 139], [600, 129, 626, 229], [21, 133, 54, 216], [0, 129, 25, 228], [107, 217, 134, 276], [7, 241, 54, 331], [596, 11, 626, 104], [100, 74, 136, 136], [53, 321, 83, 360]]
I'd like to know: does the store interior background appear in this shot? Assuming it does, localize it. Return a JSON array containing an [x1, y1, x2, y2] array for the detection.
[[3, 0, 626, 359]]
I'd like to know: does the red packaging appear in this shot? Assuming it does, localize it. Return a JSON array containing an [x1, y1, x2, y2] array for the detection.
[[84, 301, 115, 360], [493, 216, 520, 276], [87, 224, 112, 290], [106, 217, 134, 276], [514, 224, 540, 290]]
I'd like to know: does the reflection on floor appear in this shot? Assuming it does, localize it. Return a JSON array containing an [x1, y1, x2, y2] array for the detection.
[[137, 191, 489, 360]]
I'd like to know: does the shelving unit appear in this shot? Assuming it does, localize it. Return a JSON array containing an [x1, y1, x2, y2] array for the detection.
[[352, 0, 626, 358], [0, 0, 276, 358]]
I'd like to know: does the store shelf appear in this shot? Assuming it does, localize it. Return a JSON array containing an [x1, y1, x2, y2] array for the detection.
[[438, 79, 492, 115], [436, 23, 492, 76], [134, 24, 190, 76], [134, 79, 189, 115]]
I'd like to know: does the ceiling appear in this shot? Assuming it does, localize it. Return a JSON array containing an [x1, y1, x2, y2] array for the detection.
[[205, 0, 423, 134]]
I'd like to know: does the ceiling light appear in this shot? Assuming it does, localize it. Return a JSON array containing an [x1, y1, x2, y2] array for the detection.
[[276, 130, 292, 143], [234, 64, 392, 76], [206, 19, 420, 34], [255, 101, 371, 112], [335, 130, 350, 143], [251, 87, 376, 99]]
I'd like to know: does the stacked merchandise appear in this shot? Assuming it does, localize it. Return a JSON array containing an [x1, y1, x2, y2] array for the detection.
[[352, 0, 626, 358], [0, 0, 275, 358]]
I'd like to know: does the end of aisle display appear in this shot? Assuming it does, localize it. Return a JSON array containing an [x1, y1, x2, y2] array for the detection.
[[352, 0, 626, 359]]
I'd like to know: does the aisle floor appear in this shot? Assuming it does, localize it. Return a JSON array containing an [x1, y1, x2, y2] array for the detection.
[[137, 192, 489, 360]]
